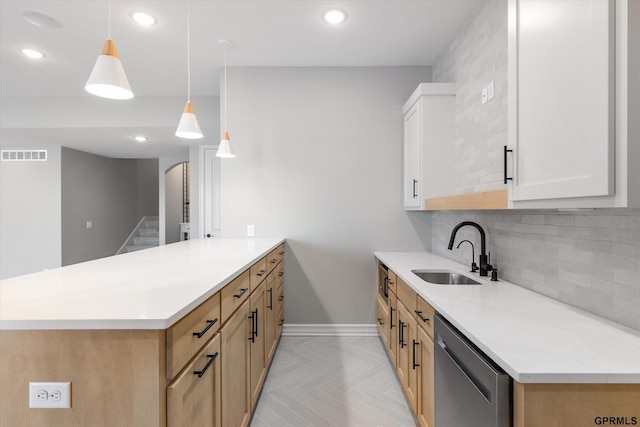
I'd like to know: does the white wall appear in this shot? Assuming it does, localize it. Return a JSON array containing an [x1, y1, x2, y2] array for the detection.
[[0, 145, 62, 279], [219, 67, 433, 325]]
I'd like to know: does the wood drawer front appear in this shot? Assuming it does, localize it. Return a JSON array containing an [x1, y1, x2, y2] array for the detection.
[[415, 296, 435, 339], [396, 277, 417, 313], [221, 270, 251, 322], [250, 257, 268, 291], [167, 333, 221, 427], [376, 294, 390, 345], [388, 270, 397, 294], [275, 263, 284, 291], [167, 292, 221, 379], [266, 247, 281, 273]]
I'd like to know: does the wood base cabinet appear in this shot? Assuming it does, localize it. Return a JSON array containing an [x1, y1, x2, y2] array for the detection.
[[167, 334, 221, 427], [221, 299, 252, 427], [416, 325, 434, 427]]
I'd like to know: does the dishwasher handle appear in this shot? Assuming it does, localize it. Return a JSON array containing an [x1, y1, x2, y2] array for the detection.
[[436, 333, 491, 403]]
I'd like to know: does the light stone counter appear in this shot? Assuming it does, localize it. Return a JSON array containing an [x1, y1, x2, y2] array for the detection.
[[0, 238, 284, 330], [375, 251, 640, 384]]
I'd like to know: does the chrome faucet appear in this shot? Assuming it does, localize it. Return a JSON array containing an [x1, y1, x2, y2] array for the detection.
[[448, 221, 492, 277]]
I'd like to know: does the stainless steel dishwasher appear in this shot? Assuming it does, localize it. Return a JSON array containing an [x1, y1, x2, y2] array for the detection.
[[434, 314, 511, 427]]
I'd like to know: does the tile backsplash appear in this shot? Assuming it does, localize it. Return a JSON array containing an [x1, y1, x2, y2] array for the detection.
[[431, 209, 640, 330]]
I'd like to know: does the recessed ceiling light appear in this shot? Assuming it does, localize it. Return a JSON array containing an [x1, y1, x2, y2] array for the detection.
[[130, 11, 157, 26], [134, 136, 148, 142], [20, 48, 45, 59], [322, 9, 346, 25], [20, 10, 63, 29]]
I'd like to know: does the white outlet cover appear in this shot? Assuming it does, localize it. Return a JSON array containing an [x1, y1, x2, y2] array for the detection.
[[481, 87, 488, 104], [488, 80, 495, 100], [29, 382, 71, 408], [247, 224, 255, 237]]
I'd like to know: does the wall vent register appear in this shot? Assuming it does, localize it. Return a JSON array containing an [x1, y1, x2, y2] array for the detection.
[[1, 150, 47, 161]]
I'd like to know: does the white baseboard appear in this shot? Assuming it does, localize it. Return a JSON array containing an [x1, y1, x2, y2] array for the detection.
[[282, 324, 378, 337]]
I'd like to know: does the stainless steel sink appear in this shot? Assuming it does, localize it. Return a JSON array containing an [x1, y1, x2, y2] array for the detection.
[[411, 269, 481, 285]]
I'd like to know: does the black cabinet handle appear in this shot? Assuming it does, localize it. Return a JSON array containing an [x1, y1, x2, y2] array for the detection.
[[412, 179, 418, 198], [267, 288, 273, 310], [278, 271, 284, 277], [504, 145, 513, 184], [279, 251, 285, 256], [257, 269, 267, 277], [192, 318, 218, 338], [279, 295, 284, 302], [270, 258, 278, 264], [412, 340, 420, 370], [193, 352, 219, 378], [399, 320, 406, 348], [415, 310, 429, 324], [234, 288, 249, 299], [390, 306, 395, 329], [279, 318, 284, 326], [254, 309, 259, 338], [377, 318, 385, 325], [248, 310, 256, 342]]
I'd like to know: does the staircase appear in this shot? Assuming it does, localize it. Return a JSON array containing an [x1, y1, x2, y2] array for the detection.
[[127, 218, 159, 252], [116, 216, 160, 255]]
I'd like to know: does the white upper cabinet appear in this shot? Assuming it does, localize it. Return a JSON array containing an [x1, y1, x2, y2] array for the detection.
[[508, 0, 639, 208], [403, 84, 456, 210]]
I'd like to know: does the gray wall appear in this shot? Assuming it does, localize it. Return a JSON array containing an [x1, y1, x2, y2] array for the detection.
[[430, 0, 640, 330], [61, 147, 158, 266], [165, 163, 185, 244], [0, 145, 62, 279], [220, 67, 433, 325]]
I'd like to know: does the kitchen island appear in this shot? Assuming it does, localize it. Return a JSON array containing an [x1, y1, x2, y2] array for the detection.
[[375, 251, 640, 427], [0, 237, 285, 427]]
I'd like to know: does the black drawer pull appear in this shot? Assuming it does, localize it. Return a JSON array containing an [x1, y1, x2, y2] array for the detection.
[[279, 318, 284, 326], [415, 310, 430, 323], [278, 271, 284, 277], [267, 288, 273, 310], [377, 318, 385, 325], [412, 340, 420, 370], [278, 295, 284, 302], [504, 145, 513, 184], [279, 251, 285, 256], [234, 288, 249, 298], [194, 352, 218, 378], [257, 269, 267, 277], [193, 318, 218, 338], [270, 258, 278, 264], [390, 307, 395, 330]]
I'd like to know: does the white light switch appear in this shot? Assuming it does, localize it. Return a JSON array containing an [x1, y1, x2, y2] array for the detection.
[[86, 221, 92, 229], [488, 80, 495, 100]]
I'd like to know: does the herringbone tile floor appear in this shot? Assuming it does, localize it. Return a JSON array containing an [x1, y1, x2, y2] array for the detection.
[[250, 336, 416, 427]]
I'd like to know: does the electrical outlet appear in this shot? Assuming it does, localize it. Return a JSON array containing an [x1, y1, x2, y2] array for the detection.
[[29, 382, 71, 409], [481, 87, 488, 104], [487, 80, 495, 100], [247, 224, 255, 237], [86, 221, 92, 229]]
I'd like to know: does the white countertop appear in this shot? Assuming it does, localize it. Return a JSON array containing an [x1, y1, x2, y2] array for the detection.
[[375, 251, 640, 384], [0, 238, 284, 330]]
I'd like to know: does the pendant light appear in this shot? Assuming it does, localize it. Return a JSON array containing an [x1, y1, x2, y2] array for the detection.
[[175, 0, 203, 139], [217, 39, 235, 158], [85, 0, 133, 100]]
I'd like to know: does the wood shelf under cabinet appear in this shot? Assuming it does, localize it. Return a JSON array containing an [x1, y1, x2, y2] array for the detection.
[[424, 189, 508, 210]]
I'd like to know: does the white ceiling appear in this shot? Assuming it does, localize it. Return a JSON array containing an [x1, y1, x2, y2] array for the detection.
[[0, 0, 482, 158]]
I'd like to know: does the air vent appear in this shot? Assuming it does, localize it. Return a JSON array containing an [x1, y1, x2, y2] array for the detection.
[[1, 150, 47, 161]]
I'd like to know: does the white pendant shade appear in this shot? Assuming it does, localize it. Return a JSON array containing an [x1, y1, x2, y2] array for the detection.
[[85, 39, 133, 100], [216, 132, 235, 158], [175, 101, 203, 139]]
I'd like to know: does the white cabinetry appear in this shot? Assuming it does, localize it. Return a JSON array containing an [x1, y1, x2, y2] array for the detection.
[[403, 84, 456, 210], [508, 0, 639, 208]]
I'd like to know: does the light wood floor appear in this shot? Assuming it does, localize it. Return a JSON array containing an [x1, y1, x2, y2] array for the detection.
[[250, 336, 416, 427]]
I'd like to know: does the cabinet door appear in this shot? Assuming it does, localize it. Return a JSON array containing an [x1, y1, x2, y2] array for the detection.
[[417, 326, 434, 427], [221, 299, 251, 427], [167, 334, 221, 427], [250, 281, 266, 409], [508, 0, 615, 201], [388, 292, 398, 366], [265, 271, 277, 365], [396, 300, 417, 413], [404, 100, 422, 209]]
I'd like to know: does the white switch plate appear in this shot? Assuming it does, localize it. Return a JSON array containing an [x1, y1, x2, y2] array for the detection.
[[247, 224, 255, 237], [86, 221, 92, 229], [487, 80, 495, 100], [481, 87, 488, 104], [29, 382, 71, 408]]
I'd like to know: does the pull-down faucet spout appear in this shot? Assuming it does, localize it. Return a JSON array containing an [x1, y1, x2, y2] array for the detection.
[[448, 221, 492, 276]]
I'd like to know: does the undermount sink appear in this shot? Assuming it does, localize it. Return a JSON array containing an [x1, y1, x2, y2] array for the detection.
[[412, 269, 482, 285]]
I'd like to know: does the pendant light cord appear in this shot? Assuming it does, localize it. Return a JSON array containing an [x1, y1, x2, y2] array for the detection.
[[187, 0, 191, 102], [223, 44, 227, 131], [107, 0, 112, 39]]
